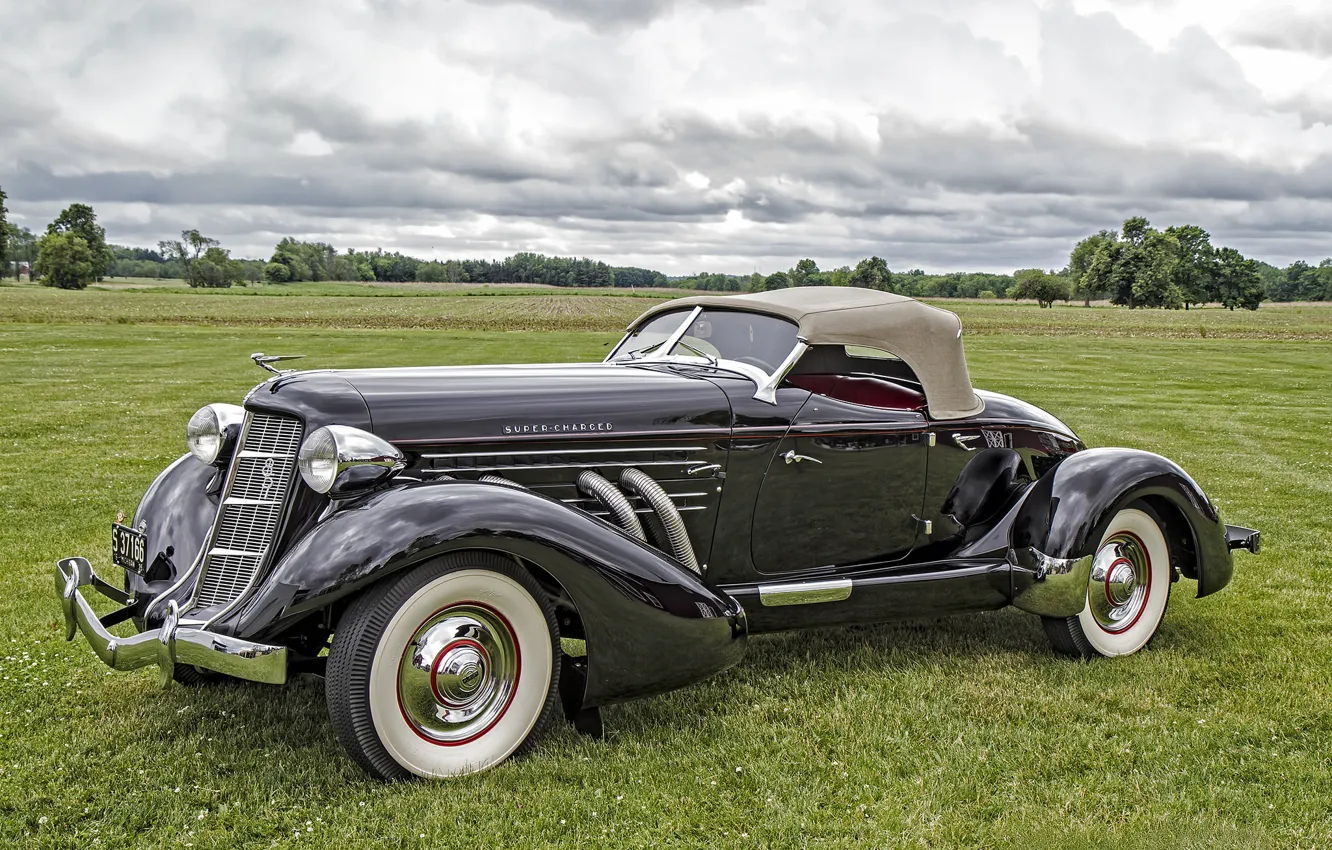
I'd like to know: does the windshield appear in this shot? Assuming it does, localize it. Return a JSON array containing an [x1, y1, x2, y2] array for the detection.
[[611, 308, 800, 374]]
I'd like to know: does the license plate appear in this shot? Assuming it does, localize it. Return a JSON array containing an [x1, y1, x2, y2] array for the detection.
[[112, 522, 147, 575]]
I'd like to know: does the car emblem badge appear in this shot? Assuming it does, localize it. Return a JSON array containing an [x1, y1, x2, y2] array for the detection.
[[982, 429, 1012, 449], [261, 457, 276, 490], [115, 509, 125, 524]]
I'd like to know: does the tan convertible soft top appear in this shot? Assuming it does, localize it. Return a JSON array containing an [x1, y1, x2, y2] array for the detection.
[[633, 287, 984, 419]]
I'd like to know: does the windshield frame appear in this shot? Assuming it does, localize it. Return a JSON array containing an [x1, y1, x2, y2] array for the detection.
[[606, 306, 808, 404]]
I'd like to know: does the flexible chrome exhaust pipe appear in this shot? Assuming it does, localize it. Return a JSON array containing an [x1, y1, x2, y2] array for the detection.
[[619, 468, 700, 574], [576, 470, 648, 542]]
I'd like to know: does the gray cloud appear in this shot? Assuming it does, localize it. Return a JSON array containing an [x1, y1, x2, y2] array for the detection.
[[480, 0, 758, 29], [1231, 4, 1332, 57], [1, 0, 1330, 273]]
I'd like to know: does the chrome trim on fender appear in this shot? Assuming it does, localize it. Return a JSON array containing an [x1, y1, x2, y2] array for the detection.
[[421, 446, 707, 460], [56, 557, 288, 686], [1009, 547, 1095, 618], [758, 578, 853, 607]]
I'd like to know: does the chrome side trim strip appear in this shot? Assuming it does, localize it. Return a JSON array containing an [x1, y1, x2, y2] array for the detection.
[[758, 578, 853, 607], [561, 491, 708, 503], [421, 446, 706, 459], [422, 460, 694, 475]]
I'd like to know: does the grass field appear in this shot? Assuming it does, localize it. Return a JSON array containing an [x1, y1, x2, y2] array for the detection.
[[1, 288, 1330, 847]]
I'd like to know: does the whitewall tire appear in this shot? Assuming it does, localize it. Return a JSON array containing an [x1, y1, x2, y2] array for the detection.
[[1043, 504, 1172, 658], [327, 552, 561, 780]]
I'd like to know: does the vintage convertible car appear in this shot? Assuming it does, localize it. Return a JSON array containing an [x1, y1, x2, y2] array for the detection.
[[57, 287, 1259, 780]]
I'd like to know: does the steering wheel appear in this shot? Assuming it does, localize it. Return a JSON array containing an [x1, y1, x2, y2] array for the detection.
[[736, 355, 775, 372]]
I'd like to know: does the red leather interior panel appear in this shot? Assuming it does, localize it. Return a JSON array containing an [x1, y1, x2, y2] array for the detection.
[[787, 374, 926, 410]]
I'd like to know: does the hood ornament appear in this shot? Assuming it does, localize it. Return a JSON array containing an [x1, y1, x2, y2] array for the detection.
[[250, 352, 306, 375]]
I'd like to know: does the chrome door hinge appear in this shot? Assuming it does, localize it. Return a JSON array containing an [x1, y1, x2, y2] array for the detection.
[[912, 515, 933, 536]]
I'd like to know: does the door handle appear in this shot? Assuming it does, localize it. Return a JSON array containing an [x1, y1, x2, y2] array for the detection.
[[783, 450, 823, 465]]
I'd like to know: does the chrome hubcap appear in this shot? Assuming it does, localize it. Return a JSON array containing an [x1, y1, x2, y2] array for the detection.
[[397, 604, 519, 744], [1088, 533, 1151, 633]]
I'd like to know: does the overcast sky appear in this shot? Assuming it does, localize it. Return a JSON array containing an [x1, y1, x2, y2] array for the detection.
[[2, 0, 1330, 274]]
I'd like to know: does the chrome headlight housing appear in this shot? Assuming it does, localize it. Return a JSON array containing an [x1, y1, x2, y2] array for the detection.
[[298, 425, 405, 497], [186, 403, 246, 466]]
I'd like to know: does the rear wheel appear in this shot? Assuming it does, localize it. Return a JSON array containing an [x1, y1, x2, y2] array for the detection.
[[326, 552, 561, 780], [1043, 504, 1172, 658]]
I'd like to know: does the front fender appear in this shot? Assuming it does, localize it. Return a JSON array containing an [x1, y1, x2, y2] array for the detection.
[[1010, 447, 1233, 616], [130, 454, 219, 598], [227, 480, 747, 707]]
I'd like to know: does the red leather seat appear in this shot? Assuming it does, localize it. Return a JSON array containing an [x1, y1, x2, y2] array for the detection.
[[787, 374, 926, 410]]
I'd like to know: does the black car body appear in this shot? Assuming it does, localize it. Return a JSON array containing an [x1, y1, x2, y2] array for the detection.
[[58, 287, 1259, 779]]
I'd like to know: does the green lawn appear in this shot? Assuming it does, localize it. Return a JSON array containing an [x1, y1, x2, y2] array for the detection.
[[1, 292, 1330, 847]]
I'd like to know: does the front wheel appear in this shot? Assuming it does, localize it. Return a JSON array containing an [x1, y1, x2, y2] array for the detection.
[[1043, 504, 1172, 658], [326, 552, 561, 780]]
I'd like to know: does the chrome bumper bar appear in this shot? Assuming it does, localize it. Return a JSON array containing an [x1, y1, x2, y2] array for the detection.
[[55, 557, 288, 687]]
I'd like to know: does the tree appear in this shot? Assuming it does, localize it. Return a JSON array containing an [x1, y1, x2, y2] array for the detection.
[[1164, 225, 1214, 309], [1317, 259, 1332, 301], [1010, 268, 1070, 308], [0, 186, 8, 273], [791, 258, 819, 288], [7, 226, 36, 279], [1094, 218, 1180, 309], [160, 230, 224, 287], [826, 266, 852, 287], [263, 261, 292, 284], [762, 271, 790, 291], [848, 256, 892, 290], [265, 238, 315, 283], [36, 231, 97, 289], [1067, 230, 1118, 305], [1130, 228, 1182, 309], [190, 246, 241, 288], [47, 203, 112, 280], [1212, 248, 1265, 310]]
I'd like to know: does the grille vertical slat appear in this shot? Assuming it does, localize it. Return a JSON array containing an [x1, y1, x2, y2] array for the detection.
[[193, 412, 303, 609]]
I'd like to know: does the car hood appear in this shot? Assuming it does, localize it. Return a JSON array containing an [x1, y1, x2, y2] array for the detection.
[[248, 363, 734, 445]]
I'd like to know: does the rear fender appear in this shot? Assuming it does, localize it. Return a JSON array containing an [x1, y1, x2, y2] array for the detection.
[[1009, 448, 1233, 615], [226, 480, 747, 708]]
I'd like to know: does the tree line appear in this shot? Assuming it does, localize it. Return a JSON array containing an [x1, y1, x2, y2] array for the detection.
[[672, 217, 1331, 310], [2, 194, 1327, 306], [261, 240, 659, 289]]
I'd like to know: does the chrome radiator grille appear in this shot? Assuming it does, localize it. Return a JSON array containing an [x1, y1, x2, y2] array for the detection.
[[193, 412, 303, 609]]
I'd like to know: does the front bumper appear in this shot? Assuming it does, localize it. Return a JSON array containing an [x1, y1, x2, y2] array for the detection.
[[56, 557, 288, 687]]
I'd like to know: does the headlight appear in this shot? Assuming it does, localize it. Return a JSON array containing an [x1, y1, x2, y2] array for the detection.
[[186, 403, 246, 466], [298, 425, 405, 497]]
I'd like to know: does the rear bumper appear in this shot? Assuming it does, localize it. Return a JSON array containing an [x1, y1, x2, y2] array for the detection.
[[56, 557, 288, 687], [1225, 525, 1261, 554]]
